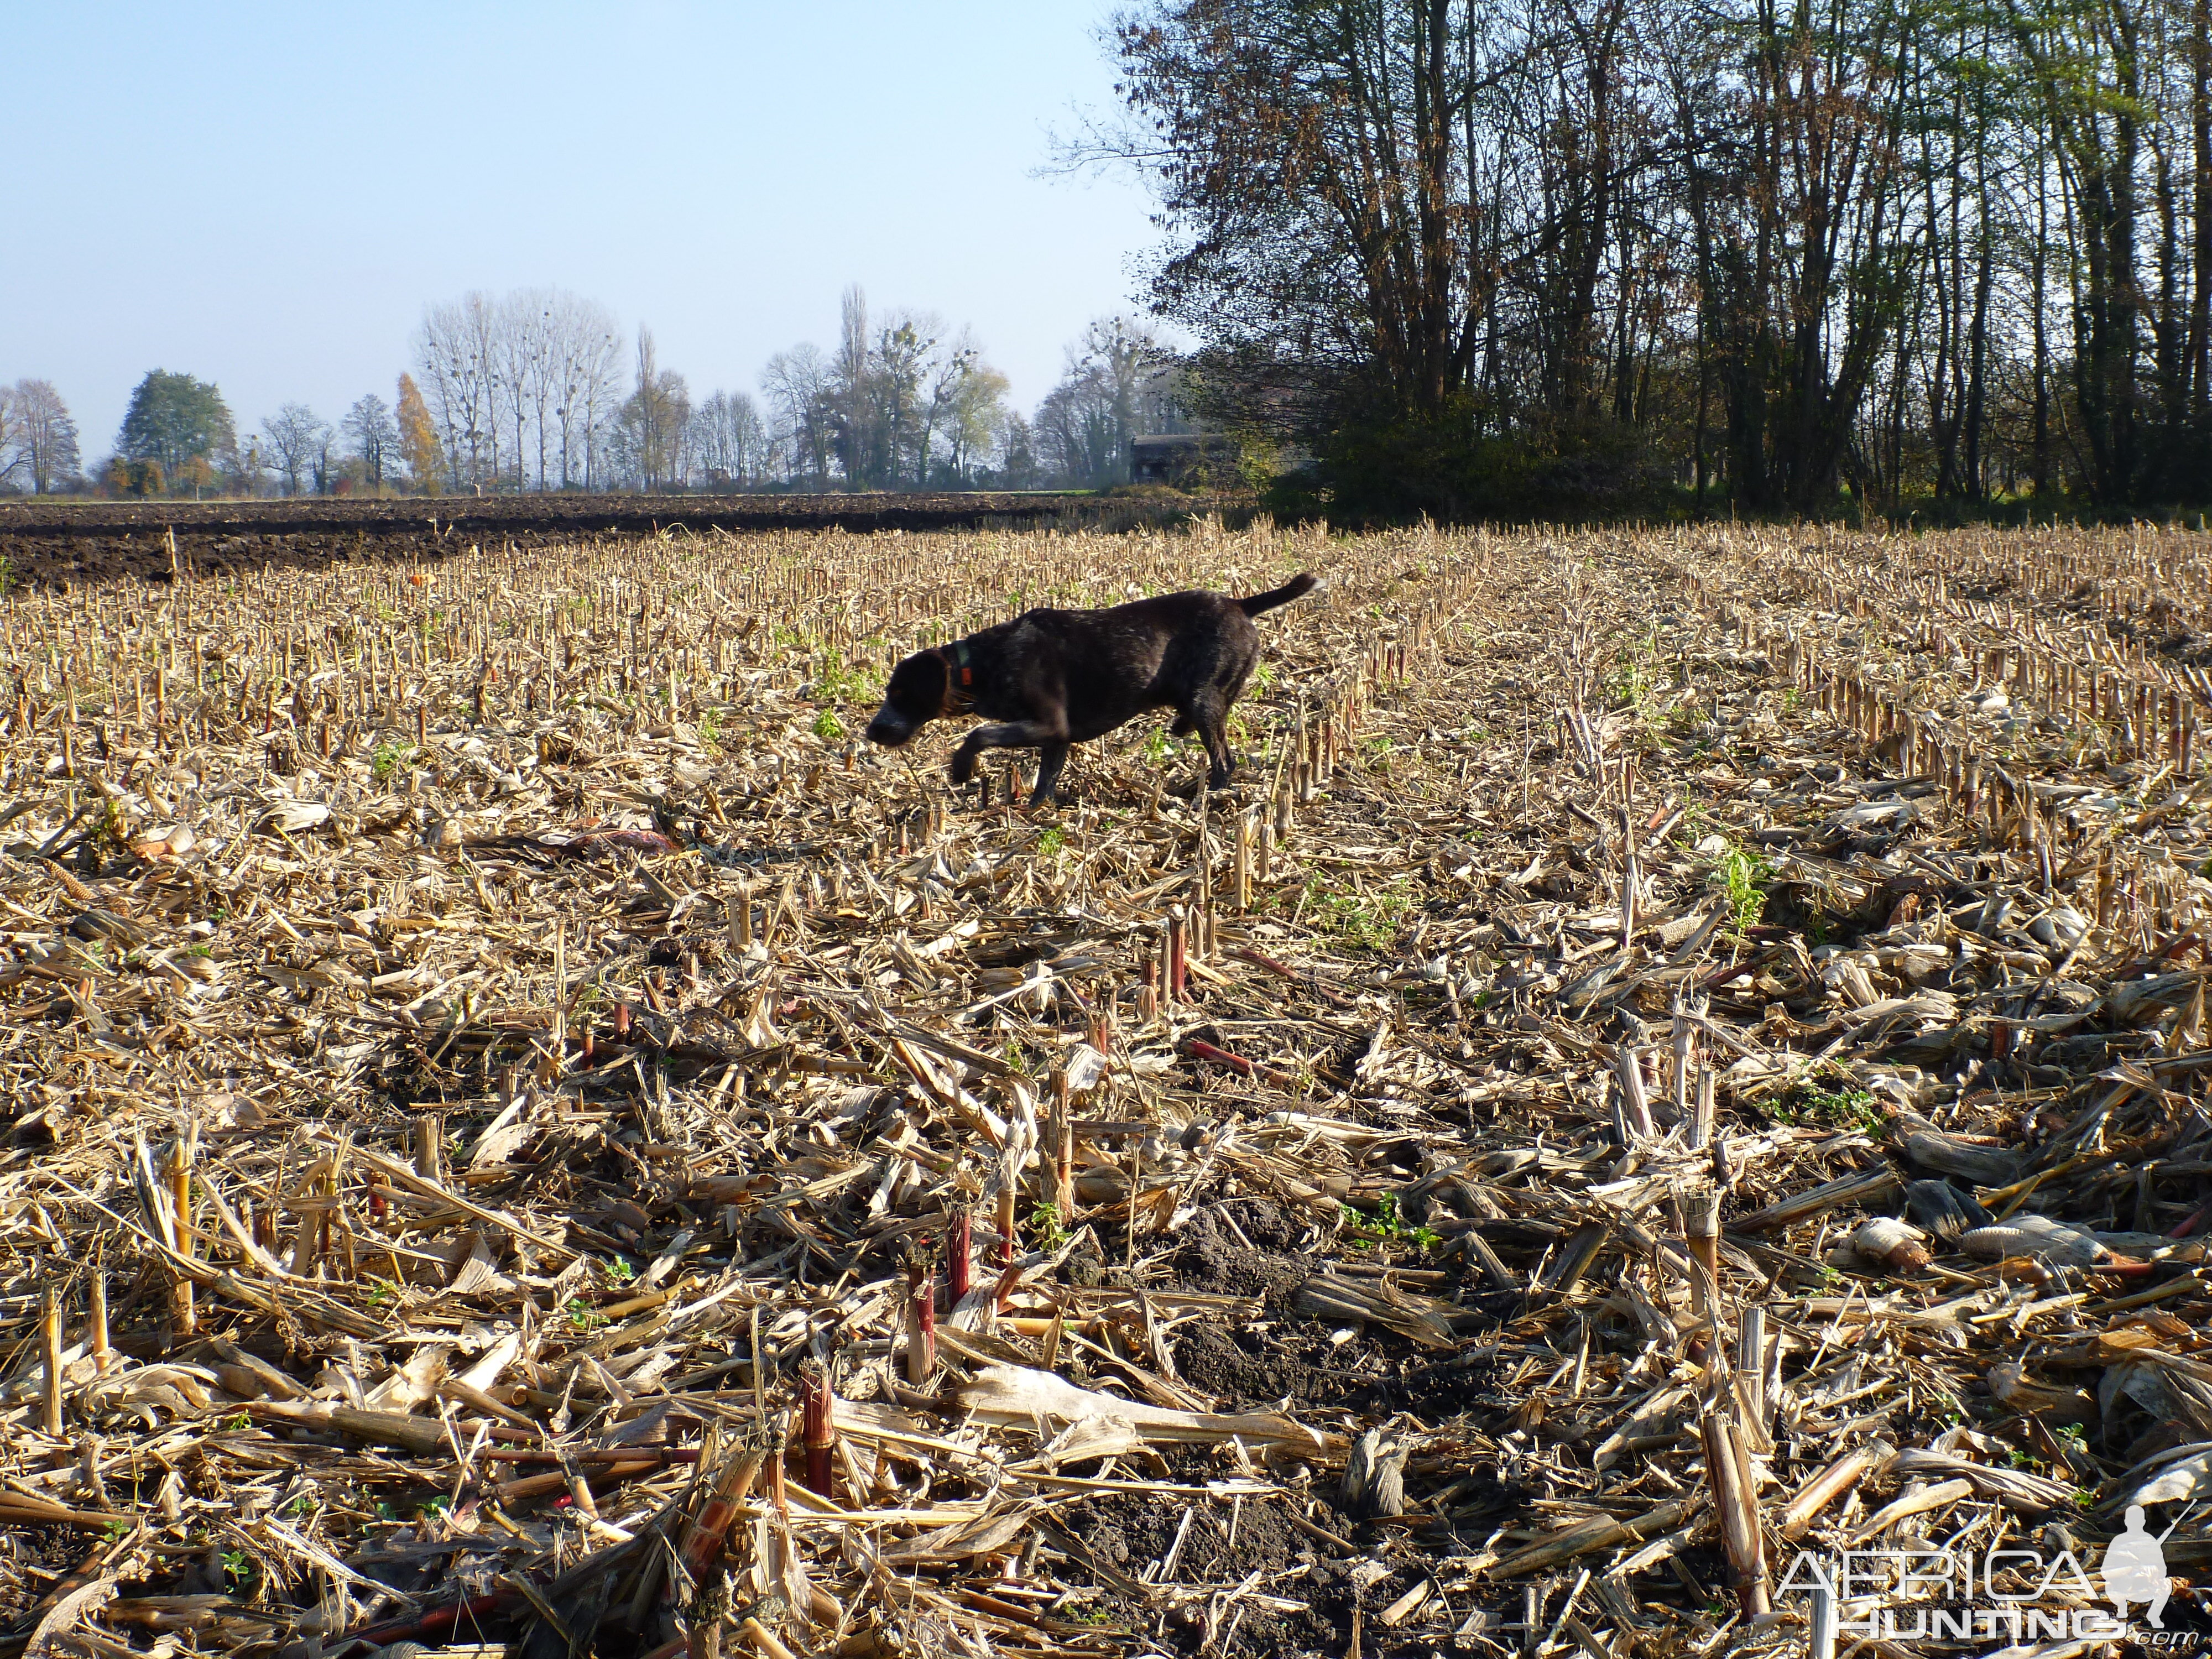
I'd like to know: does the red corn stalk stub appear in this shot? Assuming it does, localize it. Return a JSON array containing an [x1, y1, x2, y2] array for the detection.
[[766, 1422, 788, 1512], [679, 1496, 736, 1581], [1183, 1037, 1297, 1089], [680, 1437, 763, 1582], [1230, 946, 1354, 1007], [1183, 1037, 1252, 1077]]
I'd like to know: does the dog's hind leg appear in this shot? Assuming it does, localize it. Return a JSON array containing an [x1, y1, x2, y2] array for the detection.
[[1030, 742, 1071, 807], [1186, 692, 1235, 789]]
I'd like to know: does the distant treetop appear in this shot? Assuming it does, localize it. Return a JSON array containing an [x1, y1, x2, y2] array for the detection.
[[117, 371, 237, 477]]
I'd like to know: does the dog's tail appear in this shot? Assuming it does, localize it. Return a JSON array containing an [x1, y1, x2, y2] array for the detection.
[[1238, 572, 1321, 617]]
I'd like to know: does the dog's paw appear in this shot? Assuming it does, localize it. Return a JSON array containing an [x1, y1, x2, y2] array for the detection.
[[948, 748, 979, 786]]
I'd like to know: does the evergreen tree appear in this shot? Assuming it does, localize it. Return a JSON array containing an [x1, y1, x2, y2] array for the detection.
[[116, 371, 236, 486]]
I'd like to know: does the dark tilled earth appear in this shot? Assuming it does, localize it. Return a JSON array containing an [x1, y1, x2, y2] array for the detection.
[[0, 491, 1224, 588], [1069, 1476, 1387, 1655], [1035, 1202, 1518, 1656]]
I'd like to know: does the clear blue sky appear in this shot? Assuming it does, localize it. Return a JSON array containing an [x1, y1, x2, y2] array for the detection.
[[2, 2, 1158, 461]]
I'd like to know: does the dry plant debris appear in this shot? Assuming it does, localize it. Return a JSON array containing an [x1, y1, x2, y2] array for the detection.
[[2, 519, 2210, 1658]]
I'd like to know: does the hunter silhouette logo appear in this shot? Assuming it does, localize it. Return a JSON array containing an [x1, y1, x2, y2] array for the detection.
[[2104, 1506, 2173, 1629]]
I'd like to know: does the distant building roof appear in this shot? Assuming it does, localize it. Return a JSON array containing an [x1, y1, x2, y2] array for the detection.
[[1130, 432, 1236, 483]]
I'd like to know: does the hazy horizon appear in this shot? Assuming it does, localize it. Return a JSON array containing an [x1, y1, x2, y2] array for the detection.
[[1, 2, 1157, 464]]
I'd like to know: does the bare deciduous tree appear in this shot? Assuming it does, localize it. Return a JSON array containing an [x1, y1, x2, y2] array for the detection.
[[615, 327, 693, 489], [546, 293, 623, 489], [0, 385, 17, 491], [761, 300, 1015, 489], [691, 390, 769, 486], [867, 311, 942, 487], [763, 344, 834, 484], [417, 293, 499, 492], [16, 381, 82, 493], [497, 291, 553, 491], [344, 394, 400, 489], [836, 286, 873, 484], [418, 288, 625, 492], [997, 411, 1040, 488], [262, 403, 332, 497], [1036, 317, 1177, 486]]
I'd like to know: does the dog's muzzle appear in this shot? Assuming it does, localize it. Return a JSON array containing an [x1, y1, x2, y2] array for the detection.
[[866, 707, 915, 746]]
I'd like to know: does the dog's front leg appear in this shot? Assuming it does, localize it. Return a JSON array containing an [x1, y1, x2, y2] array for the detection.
[[949, 718, 1067, 786], [1030, 742, 1072, 807]]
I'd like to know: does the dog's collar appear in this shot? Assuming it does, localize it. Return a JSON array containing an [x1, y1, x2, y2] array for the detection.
[[936, 641, 977, 716]]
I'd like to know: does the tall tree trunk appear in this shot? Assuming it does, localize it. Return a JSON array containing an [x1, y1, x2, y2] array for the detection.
[[1927, 123, 1960, 499], [1964, 134, 1994, 501], [2110, 4, 2143, 498], [2195, 0, 2212, 471], [1695, 327, 1710, 506], [2033, 154, 2053, 495]]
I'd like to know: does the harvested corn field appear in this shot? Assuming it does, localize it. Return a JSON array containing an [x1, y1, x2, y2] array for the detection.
[[2, 519, 2211, 1658]]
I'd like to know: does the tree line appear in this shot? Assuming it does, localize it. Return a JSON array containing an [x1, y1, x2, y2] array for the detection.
[[1079, 0, 2212, 516], [13, 0, 2205, 520], [2, 289, 1191, 499], [413, 284, 1190, 494]]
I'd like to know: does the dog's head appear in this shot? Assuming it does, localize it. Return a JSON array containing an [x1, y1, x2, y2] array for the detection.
[[865, 650, 951, 747]]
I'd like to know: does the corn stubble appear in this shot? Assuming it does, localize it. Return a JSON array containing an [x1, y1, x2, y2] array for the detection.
[[2, 517, 2211, 1656]]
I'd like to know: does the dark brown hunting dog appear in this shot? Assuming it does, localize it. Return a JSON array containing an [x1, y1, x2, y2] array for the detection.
[[865, 573, 1320, 806]]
